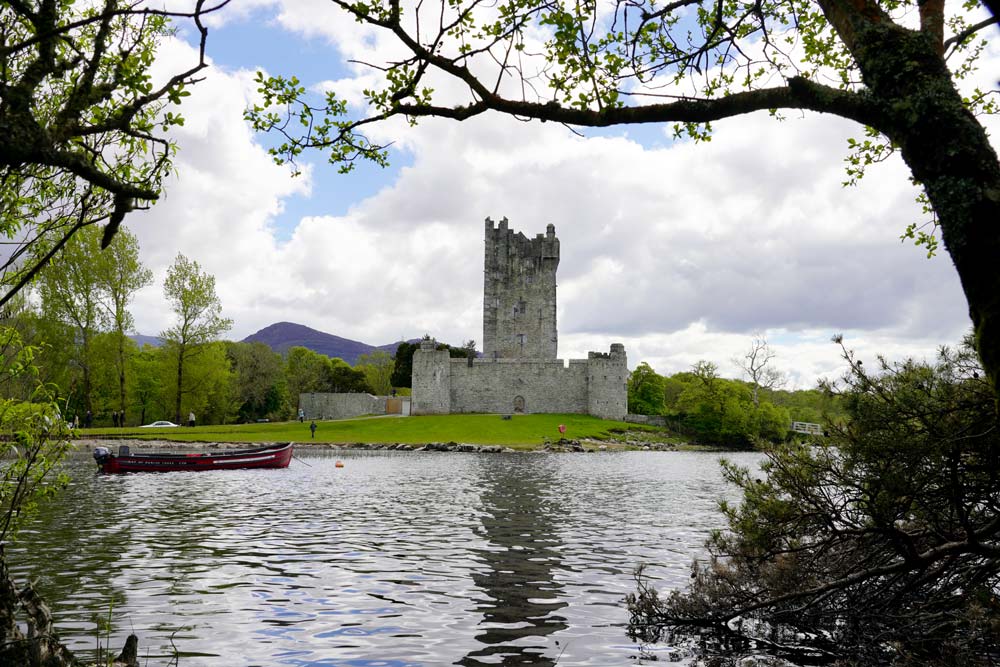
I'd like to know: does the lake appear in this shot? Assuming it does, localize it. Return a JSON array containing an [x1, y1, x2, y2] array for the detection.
[[11, 449, 759, 666]]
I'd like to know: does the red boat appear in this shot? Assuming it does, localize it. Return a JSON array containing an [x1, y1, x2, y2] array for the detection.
[[93, 443, 294, 473]]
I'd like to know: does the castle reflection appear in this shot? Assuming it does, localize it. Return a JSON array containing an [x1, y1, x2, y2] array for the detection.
[[458, 457, 567, 667]]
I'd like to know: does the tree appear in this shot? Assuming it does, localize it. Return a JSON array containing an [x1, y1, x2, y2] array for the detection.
[[160, 254, 232, 424], [390, 341, 418, 388], [670, 360, 790, 447], [0, 0, 221, 306], [248, 0, 1000, 394], [0, 328, 77, 666], [226, 341, 287, 422], [324, 358, 373, 393], [734, 334, 786, 407], [356, 349, 395, 395], [628, 361, 666, 415], [94, 227, 152, 423], [628, 337, 1000, 665], [35, 227, 105, 416], [285, 346, 332, 401], [127, 344, 163, 426]]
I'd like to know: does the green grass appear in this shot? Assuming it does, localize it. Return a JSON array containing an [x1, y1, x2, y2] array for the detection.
[[80, 413, 647, 449]]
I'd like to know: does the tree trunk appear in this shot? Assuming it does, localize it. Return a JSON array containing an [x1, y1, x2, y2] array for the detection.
[[117, 332, 127, 425], [81, 332, 93, 417], [857, 24, 1000, 396], [175, 344, 185, 424]]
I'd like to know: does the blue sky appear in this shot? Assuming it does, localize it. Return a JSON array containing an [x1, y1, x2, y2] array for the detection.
[[124, 0, 996, 388]]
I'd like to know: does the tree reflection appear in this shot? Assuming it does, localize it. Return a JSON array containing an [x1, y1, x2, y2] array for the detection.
[[458, 456, 567, 667]]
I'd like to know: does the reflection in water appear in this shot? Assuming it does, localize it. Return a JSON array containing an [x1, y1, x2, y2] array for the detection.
[[11, 450, 757, 666], [460, 459, 566, 666]]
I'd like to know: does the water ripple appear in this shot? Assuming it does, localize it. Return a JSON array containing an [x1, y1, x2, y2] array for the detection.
[[10, 449, 759, 666]]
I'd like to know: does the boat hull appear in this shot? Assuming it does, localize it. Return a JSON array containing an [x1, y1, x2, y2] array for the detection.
[[98, 443, 294, 474]]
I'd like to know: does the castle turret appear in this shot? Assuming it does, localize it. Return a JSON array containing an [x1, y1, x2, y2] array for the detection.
[[483, 217, 559, 360], [411, 339, 451, 415], [587, 343, 628, 420]]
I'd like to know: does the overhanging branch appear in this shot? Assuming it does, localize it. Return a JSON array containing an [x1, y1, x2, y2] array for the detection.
[[393, 76, 878, 129]]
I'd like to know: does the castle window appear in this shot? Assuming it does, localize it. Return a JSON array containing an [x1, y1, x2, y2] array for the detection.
[[515, 333, 526, 350]]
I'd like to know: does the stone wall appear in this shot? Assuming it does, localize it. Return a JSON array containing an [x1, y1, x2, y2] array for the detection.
[[625, 414, 669, 427], [299, 392, 387, 420], [483, 217, 559, 360], [411, 343, 628, 419], [449, 358, 589, 414]]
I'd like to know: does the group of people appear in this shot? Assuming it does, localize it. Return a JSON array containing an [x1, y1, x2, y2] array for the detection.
[[71, 411, 92, 429], [70, 409, 126, 429]]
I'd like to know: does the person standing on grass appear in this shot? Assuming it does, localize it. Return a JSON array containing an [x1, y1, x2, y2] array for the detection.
[[310, 420, 317, 439], [188, 411, 196, 428]]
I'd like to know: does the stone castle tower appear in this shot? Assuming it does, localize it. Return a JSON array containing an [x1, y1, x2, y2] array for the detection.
[[483, 217, 559, 359], [410, 217, 628, 420]]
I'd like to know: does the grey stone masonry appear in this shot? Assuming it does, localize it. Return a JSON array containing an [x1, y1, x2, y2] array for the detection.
[[410, 339, 452, 415], [411, 217, 628, 420], [411, 341, 628, 420], [300, 392, 387, 420], [483, 217, 559, 360]]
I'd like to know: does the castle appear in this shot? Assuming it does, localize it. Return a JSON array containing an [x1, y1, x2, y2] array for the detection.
[[411, 217, 628, 420]]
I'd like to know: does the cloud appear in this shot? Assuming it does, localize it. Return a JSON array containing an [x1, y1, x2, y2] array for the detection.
[[120, 6, 994, 391]]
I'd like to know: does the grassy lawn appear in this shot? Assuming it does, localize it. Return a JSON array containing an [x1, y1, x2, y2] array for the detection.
[[80, 413, 650, 449]]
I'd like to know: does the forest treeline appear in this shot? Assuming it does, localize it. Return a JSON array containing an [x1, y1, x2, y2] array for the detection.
[[627, 359, 845, 448]]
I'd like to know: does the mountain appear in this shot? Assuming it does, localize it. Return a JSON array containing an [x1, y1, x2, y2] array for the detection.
[[241, 322, 412, 365], [131, 334, 163, 348]]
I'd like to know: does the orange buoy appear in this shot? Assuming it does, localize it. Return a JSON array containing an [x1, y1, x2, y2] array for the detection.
[[335, 460, 344, 468]]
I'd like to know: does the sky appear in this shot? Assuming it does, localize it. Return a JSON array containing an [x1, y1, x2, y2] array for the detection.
[[122, 0, 1000, 389]]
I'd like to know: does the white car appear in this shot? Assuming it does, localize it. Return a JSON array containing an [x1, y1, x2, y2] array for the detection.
[[139, 421, 179, 428]]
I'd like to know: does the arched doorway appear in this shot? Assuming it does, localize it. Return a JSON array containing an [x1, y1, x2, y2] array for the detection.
[[513, 395, 525, 413]]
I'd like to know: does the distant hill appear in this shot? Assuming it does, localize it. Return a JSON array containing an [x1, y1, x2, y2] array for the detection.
[[242, 322, 414, 365], [131, 334, 163, 348]]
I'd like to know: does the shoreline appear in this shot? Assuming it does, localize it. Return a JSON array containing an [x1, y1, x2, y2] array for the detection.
[[74, 437, 684, 453]]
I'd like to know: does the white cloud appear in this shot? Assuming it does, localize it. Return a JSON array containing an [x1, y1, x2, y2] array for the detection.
[[120, 7, 995, 390]]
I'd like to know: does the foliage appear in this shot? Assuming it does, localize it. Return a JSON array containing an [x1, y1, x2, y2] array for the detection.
[[246, 0, 1000, 400], [34, 227, 105, 414], [93, 227, 153, 417], [0, 0, 218, 307], [226, 341, 288, 423], [286, 346, 334, 398], [0, 327, 78, 666], [390, 341, 418, 388], [628, 362, 666, 415], [324, 357, 373, 394], [632, 358, 791, 447], [158, 340, 235, 425], [770, 386, 846, 425], [356, 350, 395, 395], [160, 253, 233, 423], [126, 344, 163, 426], [0, 329, 70, 544], [30, 225, 150, 422], [628, 337, 1000, 665], [673, 369, 790, 448]]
